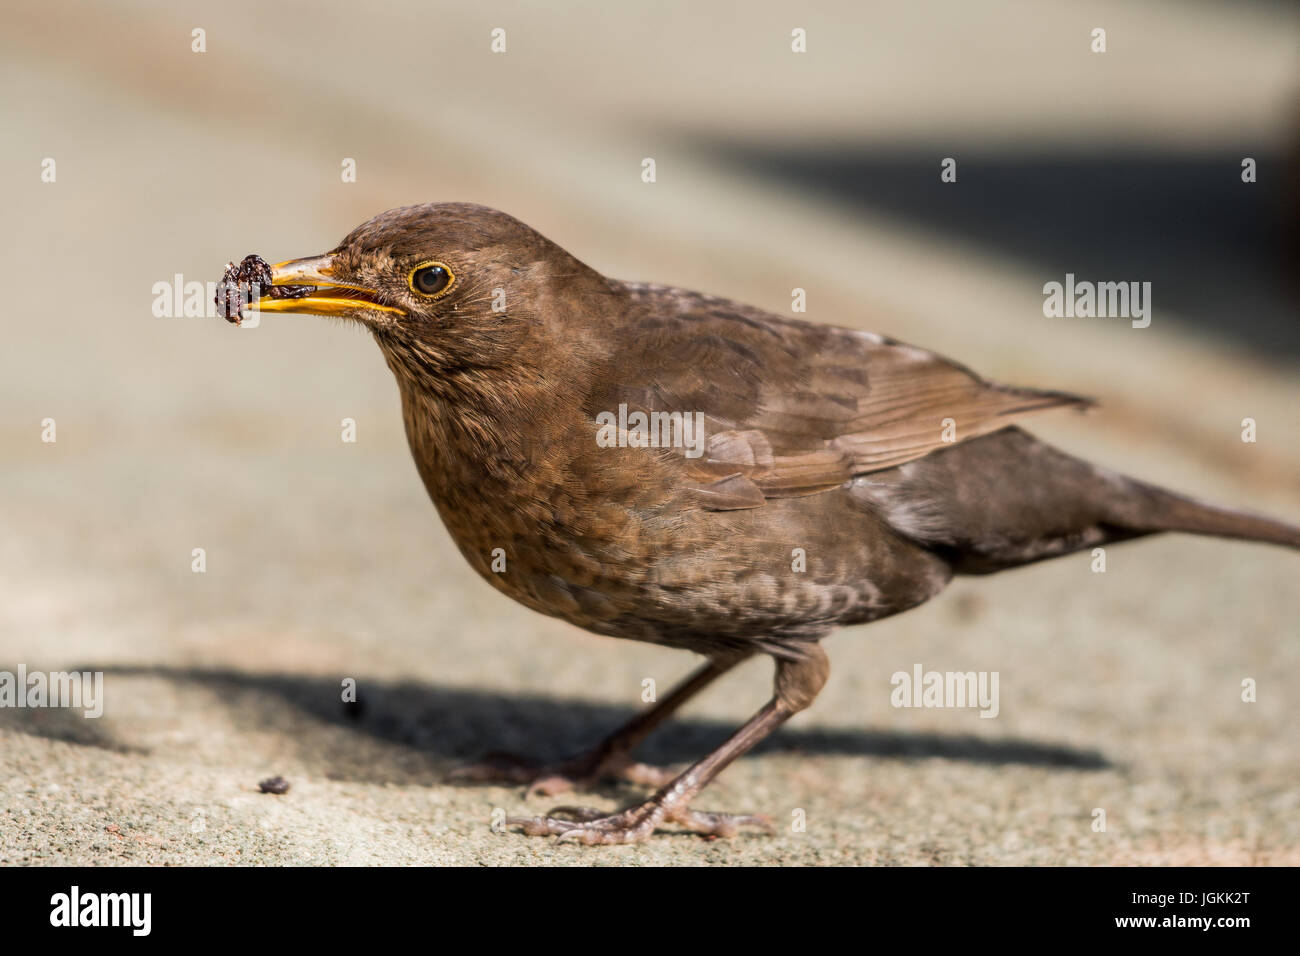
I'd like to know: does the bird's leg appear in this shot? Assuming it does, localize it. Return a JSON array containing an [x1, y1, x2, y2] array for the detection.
[[450, 656, 745, 796], [507, 645, 829, 844]]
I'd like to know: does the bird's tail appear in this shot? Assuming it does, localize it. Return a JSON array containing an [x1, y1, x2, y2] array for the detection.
[[854, 426, 1300, 573], [1119, 478, 1300, 549]]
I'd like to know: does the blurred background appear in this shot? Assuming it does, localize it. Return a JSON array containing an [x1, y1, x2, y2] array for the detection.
[[1, 0, 1297, 865]]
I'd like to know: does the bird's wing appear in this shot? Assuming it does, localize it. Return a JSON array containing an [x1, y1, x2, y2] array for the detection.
[[590, 285, 1091, 510]]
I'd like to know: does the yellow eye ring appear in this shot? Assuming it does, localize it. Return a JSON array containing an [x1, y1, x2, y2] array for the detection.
[[408, 260, 456, 299]]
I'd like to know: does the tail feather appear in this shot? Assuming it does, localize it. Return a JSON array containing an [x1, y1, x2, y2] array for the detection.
[[1123, 480, 1300, 549], [853, 426, 1300, 573]]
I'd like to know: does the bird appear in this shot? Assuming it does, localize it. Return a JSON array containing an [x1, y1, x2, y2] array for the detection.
[[224, 201, 1300, 844]]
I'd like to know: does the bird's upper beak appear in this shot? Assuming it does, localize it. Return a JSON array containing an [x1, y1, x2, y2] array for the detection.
[[252, 255, 405, 317]]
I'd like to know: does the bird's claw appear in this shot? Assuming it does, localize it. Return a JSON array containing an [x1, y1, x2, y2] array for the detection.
[[505, 800, 772, 844], [668, 807, 774, 839]]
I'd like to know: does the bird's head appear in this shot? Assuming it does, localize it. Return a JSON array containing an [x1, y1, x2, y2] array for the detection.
[[249, 202, 612, 392]]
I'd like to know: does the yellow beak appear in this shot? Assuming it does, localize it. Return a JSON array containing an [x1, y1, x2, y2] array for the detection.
[[251, 255, 406, 317]]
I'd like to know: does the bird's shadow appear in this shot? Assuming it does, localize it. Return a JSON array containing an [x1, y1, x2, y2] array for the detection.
[[0, 665, 1112, 786]]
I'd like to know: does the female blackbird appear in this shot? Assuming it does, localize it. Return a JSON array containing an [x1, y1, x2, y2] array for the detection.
[[227, 202, 1299, 844]]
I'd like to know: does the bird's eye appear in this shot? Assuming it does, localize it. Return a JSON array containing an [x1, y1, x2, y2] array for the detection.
[[409, 261, 455, 298]]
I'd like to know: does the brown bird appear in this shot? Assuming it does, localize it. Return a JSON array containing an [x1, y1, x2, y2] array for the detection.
[[227, 202, 1300, 844]]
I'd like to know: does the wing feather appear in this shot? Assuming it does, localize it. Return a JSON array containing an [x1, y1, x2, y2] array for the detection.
[[594, 285, 1092, 510]]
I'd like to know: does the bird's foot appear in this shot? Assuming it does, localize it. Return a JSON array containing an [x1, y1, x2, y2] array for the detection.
[[506, 800, 773, 845], [448, 750, 678, 798]]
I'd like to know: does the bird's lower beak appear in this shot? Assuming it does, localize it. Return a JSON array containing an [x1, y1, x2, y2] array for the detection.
[[252, 255, 405, 317]]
